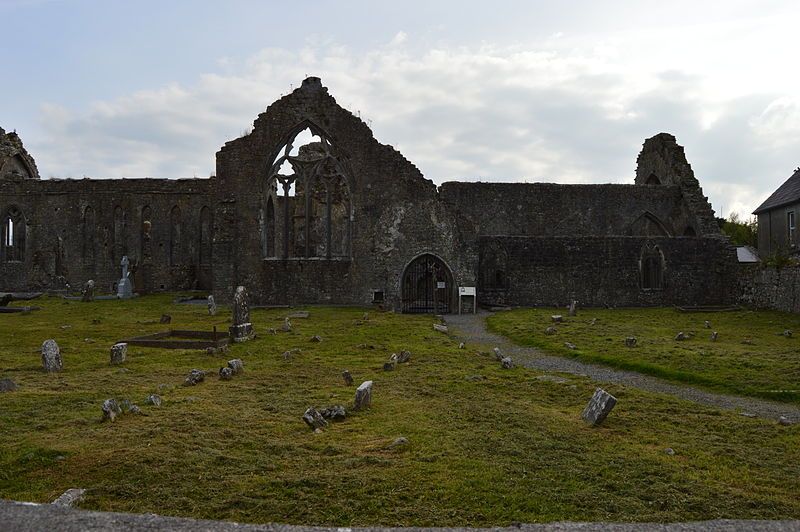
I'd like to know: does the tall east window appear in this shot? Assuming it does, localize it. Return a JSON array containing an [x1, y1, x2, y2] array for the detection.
[[788, 211, 796, 246]]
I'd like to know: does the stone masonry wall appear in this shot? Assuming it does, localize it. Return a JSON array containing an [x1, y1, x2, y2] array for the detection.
[[739, 264, 800, 313]]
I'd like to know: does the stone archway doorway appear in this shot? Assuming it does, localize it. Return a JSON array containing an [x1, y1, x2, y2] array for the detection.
[[401, 253, 455, 314]]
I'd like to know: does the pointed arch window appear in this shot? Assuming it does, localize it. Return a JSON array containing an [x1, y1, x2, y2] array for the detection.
[[264, 123, 352, 260], [82, 206, 96, 266], [199, 206, 212, 266], [169, 206, 182, 266], [112, 206, 127, 263], [640, 242, 665, 291], [2, 206, 25, 262]]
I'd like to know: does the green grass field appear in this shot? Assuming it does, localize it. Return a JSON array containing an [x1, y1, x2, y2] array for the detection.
[[1, 295, 799, 526], [487, 307, 800, 403]]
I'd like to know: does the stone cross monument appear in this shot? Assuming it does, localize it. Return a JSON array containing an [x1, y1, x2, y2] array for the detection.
[[116, 255, 133, 299]]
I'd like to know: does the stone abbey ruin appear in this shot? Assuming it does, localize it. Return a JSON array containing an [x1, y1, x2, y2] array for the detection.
[[0, 77, 738, 311]]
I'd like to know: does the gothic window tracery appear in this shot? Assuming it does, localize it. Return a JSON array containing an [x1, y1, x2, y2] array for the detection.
[[263, 124, 352, 259], [640, 242, 665, 291], [2, 206, 24, 262]]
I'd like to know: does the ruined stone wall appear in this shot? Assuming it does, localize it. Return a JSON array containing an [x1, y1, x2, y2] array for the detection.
[[0, 177, 213, 293], [739, 264, 800, 313], [439, 182, 694, 237], [213, 77, 477, 308], [478, 235, 739, 308]]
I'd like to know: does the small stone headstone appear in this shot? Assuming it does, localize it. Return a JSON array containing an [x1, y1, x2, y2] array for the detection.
[[581, 388, 617, 426], [664, 448, 676, 456], [102, 399, 122, 422], [145, 394, 161, 407], [110, 343, 127, 365], [117, 256, 133, 299], [433, 323, 448, 333], [320, 405, 347, 420], [219, 366, 233, 380], [390, 437, 409, 448], [342, 370, 353, 386], [184, 369, 205, 386], [711, 331, 719, 341], [227, 359, 244, 374], [52, 488, 86, 507], [624, 337, 637, 348], [310, 335, 322, 342], [280, 317, 292, 333], [551, 315, 563, 323], [383, 361, 395, 371], [302, 407, 328, 430], [207, 295, 217, 316], [229, 286, 254, 342], [396, 350, 411, 363], [458, 342, 465, 349], [545, 326, 557, 335], [778, 416, 793, 426], [81, 280, 95, 302], [674, 332, 686, 341], [41, 339, 62, 372], [0, 378, 17, 392], [354, 380, 373, 410], [493, 347, 504, 361], [501, 357, 513, 369], [704, 320, 711, 329], [783, 329, 793, 338], [568, 300, 578, 317], [160, 314, 172, 324], [564, 342, 577, 350]]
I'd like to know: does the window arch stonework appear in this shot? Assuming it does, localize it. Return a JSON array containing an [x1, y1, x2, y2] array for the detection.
[[2, 206, 25, 262], [640, 242, 665, 291]]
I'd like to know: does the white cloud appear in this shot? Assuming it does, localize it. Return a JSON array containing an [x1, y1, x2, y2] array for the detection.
[[29, 29, 800, 217]]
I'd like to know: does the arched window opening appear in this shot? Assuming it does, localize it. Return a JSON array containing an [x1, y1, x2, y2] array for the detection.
[[140, 206, 153, 263], [2, 206, 25, 262], [169, 206, 182, 266], [199, 206, 212, 265], [82, 206, 96, 266], [479, 241, 508, 291], [645, 173, 661, 185], [640, 243, 665, 291], [112, 206, 127, 263], [265, 123, 351, 259]]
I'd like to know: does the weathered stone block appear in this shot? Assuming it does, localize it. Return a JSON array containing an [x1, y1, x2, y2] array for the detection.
[[110, 342, 127, 365], [354, 380, 373, 410], [581, 388, 617, 426], [41, 339, 62, 372]]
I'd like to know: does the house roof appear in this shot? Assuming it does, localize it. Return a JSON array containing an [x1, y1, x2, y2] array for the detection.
[[736, 246, 759, 263], [753, 168, 800, 214]]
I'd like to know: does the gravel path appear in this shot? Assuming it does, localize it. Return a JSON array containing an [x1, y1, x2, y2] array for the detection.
[[2, 500, 799, 532], [446, 312, 800, 423]]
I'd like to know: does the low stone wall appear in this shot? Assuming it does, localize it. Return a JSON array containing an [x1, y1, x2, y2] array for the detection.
[[739, 264, 800, 313]]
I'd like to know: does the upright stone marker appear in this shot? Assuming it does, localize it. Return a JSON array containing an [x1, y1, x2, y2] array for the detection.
[[81, 280, 95, 302], [581, 388, 617, 426], [207, 295, 217, 316], [342, 370, 354, 386], [354, 380, 373, 410], [110, 343, 127, 365], [303, 407, 328, 431], [229, 286, 253, 342], [41, 339, 62, 372], [568, 300, 578, 317], [116, 256, 133, 299]]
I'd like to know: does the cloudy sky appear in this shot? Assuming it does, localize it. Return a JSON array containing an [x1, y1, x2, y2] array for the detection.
[[2, 0, 799, 218]]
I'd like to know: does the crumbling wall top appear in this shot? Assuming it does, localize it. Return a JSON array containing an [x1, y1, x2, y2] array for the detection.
[[0, 127, 40, 180]]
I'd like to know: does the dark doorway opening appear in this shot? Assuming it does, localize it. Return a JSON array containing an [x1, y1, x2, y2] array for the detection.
[[401, 254, 454, 314]]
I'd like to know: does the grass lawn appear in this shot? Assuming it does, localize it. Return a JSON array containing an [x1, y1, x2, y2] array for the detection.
[[487, 307, 800, 404], [0, 295, 798, 526]]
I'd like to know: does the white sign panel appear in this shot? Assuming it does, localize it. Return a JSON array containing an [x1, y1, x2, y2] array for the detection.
[[459, 286, 476, 296]]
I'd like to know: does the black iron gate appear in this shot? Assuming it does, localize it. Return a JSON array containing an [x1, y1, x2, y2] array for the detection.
[[401, 254, 453, 314]]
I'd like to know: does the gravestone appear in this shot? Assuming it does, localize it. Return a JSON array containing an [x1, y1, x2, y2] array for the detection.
[[207, 295, 217, 316], [160, 314, 171, 324], [102, 399, 122, 422], [41, 339, 62, 372], [551, 315, 563, 323], [110, 342, 127, 365], [354, 380, 373, 410], [545, 326, 557, 335], [342, 370, 353, 386], [146, 394, 161, 407], [116, 256, 133, 299], [229, 286, 254, 342], [383, 361, 395, 371], [280, 317, 292, 333], [396, 350, 411, 363], [227, 359, 244, 374], [433, 323, 448, 333], [81, 280, 95, 302], [564, 342, 577, 350], [674, 332, 687, 341], [310, 335, 322, 342], [219, 366, 233, 380], [704, 320, 711, 329], [501, 356, 513, 369], [184, 369, 205, 386], [302, 407, 328, 430], [568, 300, 578, 317], [581, 388, 617, 426], [624, 337, 637, 347], [52, 488, 86, 507], [320, 405, 347, 420], [0, 378, 17, 392], [711, 331, 719, 341], [493, 347, 504, 361]]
